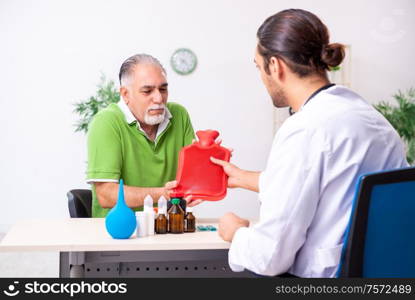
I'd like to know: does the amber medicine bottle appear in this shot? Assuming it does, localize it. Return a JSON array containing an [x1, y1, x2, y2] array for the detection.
[[168, 198, 184, 234], [184, 206, 196, 232], [155, 196, 168, 234]]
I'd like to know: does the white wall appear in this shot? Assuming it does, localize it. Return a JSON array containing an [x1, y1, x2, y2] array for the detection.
[[1, 0, 414, 231]]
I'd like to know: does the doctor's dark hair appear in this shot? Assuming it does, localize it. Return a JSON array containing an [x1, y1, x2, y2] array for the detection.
[[257, 9, 345, 77], [119, 54, 166, 86]]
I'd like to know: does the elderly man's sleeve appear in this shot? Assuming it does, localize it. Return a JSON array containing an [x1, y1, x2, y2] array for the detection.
[[86, 114, 122, 183], [182, 108, 195, 146]]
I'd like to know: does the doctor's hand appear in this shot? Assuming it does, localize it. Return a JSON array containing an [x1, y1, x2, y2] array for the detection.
[[219, 212, 249, 242], [210, 157, 243, 188], [210, 157, 260, 192]]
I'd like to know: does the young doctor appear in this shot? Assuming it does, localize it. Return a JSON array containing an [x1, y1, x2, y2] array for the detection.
[[206, 9, 408, 277]]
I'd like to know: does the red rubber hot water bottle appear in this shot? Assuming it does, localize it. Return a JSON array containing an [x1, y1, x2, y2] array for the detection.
[[171, 130, 231, 201]]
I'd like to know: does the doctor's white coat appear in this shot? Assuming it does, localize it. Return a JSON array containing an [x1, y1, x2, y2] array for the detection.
[[228, 85, 408, 277]]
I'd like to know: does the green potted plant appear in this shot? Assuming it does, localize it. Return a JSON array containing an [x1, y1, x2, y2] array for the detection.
[[374, 88, 415, 165], [73, 74, 120, 133]]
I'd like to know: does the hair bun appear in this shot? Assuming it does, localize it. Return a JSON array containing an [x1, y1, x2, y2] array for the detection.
[[321, 43, 345, 68]]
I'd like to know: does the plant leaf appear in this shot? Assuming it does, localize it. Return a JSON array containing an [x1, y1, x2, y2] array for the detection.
[[73, 75, 120, 134]]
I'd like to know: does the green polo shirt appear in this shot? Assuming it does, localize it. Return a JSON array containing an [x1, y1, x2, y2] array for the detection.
[[86, 101, 195, 217]]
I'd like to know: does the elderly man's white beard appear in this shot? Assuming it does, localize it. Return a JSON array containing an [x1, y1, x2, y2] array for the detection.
[[144, 104, 166, 125]]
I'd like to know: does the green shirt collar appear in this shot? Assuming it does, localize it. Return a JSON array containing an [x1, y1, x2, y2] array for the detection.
[[117, 99, 172, 140]]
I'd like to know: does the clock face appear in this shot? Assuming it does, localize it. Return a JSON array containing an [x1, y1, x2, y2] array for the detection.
[[170, 48, 197, 75]]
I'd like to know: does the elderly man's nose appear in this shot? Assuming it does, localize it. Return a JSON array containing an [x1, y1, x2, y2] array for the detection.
[[153, 90, 163, 103]]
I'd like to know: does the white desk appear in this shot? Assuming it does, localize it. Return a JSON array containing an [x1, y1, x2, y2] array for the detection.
[[0, 218, 253, 278], [0, 218, 229, 252]]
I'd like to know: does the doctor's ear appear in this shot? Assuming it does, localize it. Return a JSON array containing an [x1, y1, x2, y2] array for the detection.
[[269, 56, 286, 81], [269, 56, 278, 73]]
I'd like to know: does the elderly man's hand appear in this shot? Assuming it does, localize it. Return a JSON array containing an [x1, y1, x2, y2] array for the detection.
[[163, 180, 179, 199], [184, 196, 204, 207], [219, 212, 249, 242], [164, 181, 204, 207]]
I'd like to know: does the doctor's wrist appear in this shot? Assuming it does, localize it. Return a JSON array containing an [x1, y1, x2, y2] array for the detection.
[[237, 170, 259, 192], [229, 221, 249, 242]]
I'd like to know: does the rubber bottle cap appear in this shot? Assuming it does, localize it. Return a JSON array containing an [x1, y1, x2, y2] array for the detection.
[[171, 198, 180, 205], [196, 130, 219, 147]]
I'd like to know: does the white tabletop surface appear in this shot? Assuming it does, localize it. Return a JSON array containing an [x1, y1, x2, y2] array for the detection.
[[0, 218, 230, 252]]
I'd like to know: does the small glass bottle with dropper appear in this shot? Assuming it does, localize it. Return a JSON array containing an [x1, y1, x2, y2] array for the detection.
[[168, 198, 184, 234], [155, 196, 168, 234], [184, 206, 196, 232]]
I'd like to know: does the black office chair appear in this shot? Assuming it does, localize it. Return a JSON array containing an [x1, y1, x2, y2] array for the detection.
[[67, 189, 92, 218], [338, 167, 415, 277]]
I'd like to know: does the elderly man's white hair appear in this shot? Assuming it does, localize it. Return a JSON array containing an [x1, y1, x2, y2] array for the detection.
[[119, 54, 166, 86]]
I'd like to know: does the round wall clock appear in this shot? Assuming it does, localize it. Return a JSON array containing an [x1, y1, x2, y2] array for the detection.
[[170, 48, 197, 75]]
